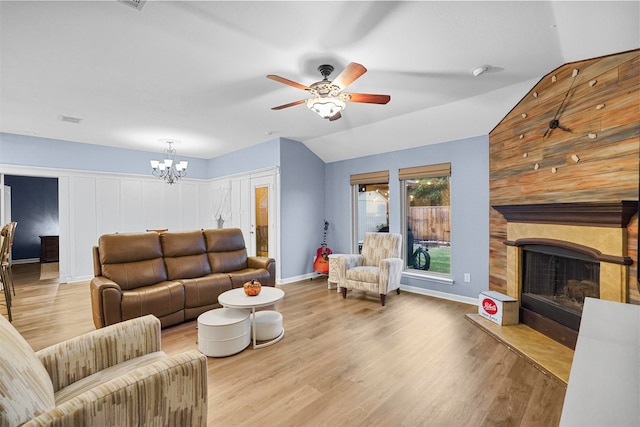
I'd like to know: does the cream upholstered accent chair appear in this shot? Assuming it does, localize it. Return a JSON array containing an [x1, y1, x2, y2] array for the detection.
[[0, 314, 207, 427], [338, 232, 403, 306]]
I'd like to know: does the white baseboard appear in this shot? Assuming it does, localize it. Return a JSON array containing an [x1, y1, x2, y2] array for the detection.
[[278, 275, 480, 307], [400, 284, 479, 307], [12, 258, 40, 265], [277, 272, 326, 285], [65, 274, 93, 284]]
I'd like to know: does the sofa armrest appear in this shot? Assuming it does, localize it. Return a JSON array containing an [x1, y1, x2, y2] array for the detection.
[[379, 258, 404, 294], [25, 350, 208, 427], [247, 256, 272, 270], [90, 276, 123, 328], [36, 315, 162, 392], [248, 256, 275, 286]]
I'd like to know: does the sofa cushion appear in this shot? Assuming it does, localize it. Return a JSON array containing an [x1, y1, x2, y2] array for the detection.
[[181, 274, 232, 309], [160, 231, 212, 280], [102, 258, 169, 290], [204, 229, 248, 273], [99, 232, 163, 264], [208, 249, 249, 274], [203, 228, 246, 252], [121, 281, 185, 322], [228, 268, 272, 289], [99, 233, 168, 289], [0, 313, 55, 426], [165, 253, 211, 280]]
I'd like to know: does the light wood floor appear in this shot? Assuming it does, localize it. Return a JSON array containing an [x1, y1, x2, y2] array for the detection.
[[3, 264, 567, 426]]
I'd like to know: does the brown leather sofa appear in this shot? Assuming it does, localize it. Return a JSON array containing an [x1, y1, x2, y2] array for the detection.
[[90, 228, 275, 328]]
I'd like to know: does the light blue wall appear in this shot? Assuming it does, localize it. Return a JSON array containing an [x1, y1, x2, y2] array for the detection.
[[1, 131, 490, 298], [325, 135, 490, 299], [279, 138, 326, 278], [0, 133, 209, 178], [207, 138, 281, 178]]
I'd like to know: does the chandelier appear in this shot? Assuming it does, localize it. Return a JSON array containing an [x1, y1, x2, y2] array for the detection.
[[150, 140, 188, 185]]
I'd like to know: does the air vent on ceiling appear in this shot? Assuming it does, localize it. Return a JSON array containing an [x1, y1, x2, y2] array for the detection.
[[118, 0, 146, 11], [58, 115, 83, 124]]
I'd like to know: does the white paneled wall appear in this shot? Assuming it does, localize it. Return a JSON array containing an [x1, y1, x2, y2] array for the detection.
[[0, 164, 281, 284], [1, 165, 215, 283]]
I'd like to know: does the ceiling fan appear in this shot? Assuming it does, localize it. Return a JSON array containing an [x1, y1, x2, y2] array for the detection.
[[267, 62, 390, 121]]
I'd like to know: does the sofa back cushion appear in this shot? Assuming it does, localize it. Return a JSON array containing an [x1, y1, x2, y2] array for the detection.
[[203, 228, 248, 273], [160, 230, 211, 280], [99, 232, 168, 290], [0, 313, 55, 426]]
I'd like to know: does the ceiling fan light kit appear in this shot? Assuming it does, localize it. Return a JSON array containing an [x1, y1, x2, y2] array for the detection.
[[306, 65, 347, 119], [267, 62, 390, 121], [307, 97, 346, 119]]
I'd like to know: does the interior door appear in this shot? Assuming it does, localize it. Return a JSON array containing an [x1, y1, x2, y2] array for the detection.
[[250, 176, 272, 257]]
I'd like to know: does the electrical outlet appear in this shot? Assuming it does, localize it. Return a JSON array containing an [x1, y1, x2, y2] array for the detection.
[[464, 273, 471, 283]]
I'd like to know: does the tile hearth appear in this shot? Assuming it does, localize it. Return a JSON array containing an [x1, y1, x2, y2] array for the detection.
[[465, 313, 572, 385]]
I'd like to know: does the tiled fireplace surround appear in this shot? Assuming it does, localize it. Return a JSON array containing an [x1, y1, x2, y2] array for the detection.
[[494, 202, 636, 308]]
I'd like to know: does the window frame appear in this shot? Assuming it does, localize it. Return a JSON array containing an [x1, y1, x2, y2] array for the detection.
[[399, 162, 452, 279], [350, 170, 389, 253]]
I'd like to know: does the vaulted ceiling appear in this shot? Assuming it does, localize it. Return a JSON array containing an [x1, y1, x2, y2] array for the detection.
[[1, 1, 638, 163]]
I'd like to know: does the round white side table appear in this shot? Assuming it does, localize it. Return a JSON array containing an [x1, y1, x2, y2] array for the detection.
[[197, 307, 250, 357]]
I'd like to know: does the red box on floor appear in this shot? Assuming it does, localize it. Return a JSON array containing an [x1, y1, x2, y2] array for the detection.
[[478, 291, 519, 326]]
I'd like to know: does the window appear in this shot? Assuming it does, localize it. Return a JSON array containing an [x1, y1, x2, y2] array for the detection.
[[350, 171, 389, 253], [399, 163, 451, 275]]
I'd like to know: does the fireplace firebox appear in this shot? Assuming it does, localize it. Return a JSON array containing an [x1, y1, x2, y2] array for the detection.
[[521, 244, 599, 332]]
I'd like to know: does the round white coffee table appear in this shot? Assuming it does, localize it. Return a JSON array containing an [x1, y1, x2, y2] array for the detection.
[[218, 287, 285, 349]]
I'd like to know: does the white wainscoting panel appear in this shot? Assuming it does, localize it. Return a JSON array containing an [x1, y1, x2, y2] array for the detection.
[[121, 179, 144, 233], [141, 180, 166, 231], [70, 176, 97, 282], [96, 178, 121, 235], [178, 182, 200, 230], [200, 182, 214, 229]]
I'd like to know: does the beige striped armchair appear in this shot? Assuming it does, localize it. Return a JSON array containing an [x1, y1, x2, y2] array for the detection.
[[337, 232, 403, 306], [0, 314, 207, 427]]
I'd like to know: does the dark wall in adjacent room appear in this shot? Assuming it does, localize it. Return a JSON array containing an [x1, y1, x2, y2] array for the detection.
[[4, 175, 59, 261]]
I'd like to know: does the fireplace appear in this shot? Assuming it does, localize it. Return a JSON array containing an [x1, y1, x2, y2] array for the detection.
[[493, 202, 636, 349]]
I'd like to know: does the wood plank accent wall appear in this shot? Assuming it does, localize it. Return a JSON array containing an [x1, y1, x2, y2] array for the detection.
[[489, 50, 640, 304]]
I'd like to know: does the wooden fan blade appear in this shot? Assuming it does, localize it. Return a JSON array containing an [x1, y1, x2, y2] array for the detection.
[[271, 99, 306, 110], [332, 62, 367, 90], [346, 93, 391, 104], [266, 74, 311, 91], [329, 112, 342, 121]]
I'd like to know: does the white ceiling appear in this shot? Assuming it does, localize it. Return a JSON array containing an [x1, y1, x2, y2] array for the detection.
[[1, 1, 638, 163]]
